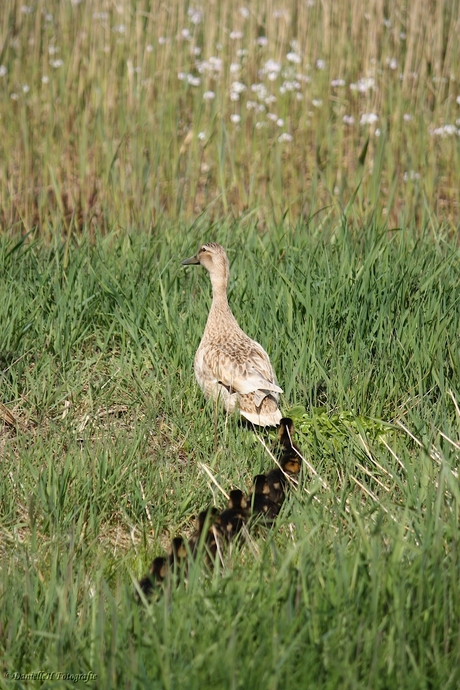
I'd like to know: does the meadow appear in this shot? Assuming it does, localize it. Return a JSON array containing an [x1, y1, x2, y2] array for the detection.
[[1, 1, 460, 689]]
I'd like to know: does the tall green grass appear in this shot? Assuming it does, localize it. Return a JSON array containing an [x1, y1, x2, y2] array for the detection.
[[0, 0, 459, 232], [1, 223, 459, 687]]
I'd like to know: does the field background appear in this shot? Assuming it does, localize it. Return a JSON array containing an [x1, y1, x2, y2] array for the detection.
[[1, 0, 460, 688]]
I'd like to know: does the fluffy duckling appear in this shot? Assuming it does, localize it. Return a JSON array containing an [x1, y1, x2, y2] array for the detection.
[[274, 417, 302, 474], [138, 555, 169, 597], [188, 506, 220, 555], [216, 489, 250, 540], [182, 243, 282, 427], [250, 474, 280, 520], [265, 469, 288, 505], [169, 536, 188, 565]]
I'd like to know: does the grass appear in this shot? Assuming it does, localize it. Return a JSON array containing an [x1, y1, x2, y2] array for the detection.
[[0, 0, 460, 687], [1, 222, 460, 688], [0, 0, 460, 231]]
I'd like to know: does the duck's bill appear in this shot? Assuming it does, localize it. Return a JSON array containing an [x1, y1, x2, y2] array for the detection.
[[181, 254, 200, 265]]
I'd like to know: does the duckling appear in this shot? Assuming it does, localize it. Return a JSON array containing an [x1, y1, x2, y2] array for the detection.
[[228, 489, 249, 510], [216, 489, 250, 540], [252, 474, 271, 497], [250, 475, 280, 520], [281, 456, 301, 475], [274, 417, 302, 472], [265, 468, 288, 505], [138, 555, 169, 597], [276, 417, 297, 452], [169, 536, 188, 565], [182, 243, 282, 427], [188, 506, 220, 555]]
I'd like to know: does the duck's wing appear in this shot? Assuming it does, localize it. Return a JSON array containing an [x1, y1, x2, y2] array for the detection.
[[201, 342, 283, 398]]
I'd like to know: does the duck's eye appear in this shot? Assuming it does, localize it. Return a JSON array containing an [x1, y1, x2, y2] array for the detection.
[[201, 246, 207, 253]]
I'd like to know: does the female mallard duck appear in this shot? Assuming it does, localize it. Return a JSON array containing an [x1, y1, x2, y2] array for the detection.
[[182, 243, 282, 427]]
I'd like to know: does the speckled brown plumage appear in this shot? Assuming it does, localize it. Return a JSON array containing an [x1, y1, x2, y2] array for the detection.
[[182, 243, 282, 426]]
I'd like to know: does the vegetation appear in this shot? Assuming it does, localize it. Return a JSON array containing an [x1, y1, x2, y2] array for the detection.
[[0, 0, 459, 230], [0, 1, 459, 688], [1, 224, 460, 688]]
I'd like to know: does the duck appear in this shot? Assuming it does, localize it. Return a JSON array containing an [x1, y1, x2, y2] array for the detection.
[[264, 468, 288, 505], [216, 489, 250, 540], [137, 555, 169, 597], [169, 536, 188, 565], [182, 243, 282, 427], [274, 417, 302, 474], [250, 474, 280, 520], [188, 506, 220, 555]]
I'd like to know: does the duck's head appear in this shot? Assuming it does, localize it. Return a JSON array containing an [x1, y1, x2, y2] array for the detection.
[[228, 488, 248, 510], [278, 417, 294, 439], [182, 243, 229, 287]]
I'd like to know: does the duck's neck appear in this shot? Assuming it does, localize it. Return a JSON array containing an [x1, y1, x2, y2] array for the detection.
[[207, 273, 239, 324]]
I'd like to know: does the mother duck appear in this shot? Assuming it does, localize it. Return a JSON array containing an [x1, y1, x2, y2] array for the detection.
[[182, 243, 282, 427]]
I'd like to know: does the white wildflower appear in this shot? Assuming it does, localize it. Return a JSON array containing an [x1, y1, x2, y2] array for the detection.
[[230, 114, 241, 123], [343, 115, 355, 125], [350, 77, 375, 93], [430, 124, 459, 136], [251, 83, 267, 100], [278, 132, 293, 142], [230, 31, 243, 40], [203, 91, 215, 100], [360, 113, 379, 125], [187, 74, 201, 86], [263, 59, 281, 75], [316, 59, 326, 70], [189, 10, 202, 25], [331, 78, 346, 87], [0, 66, 7, 77], [286, 52, 301, 64], [403, 171, 420, 182]]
